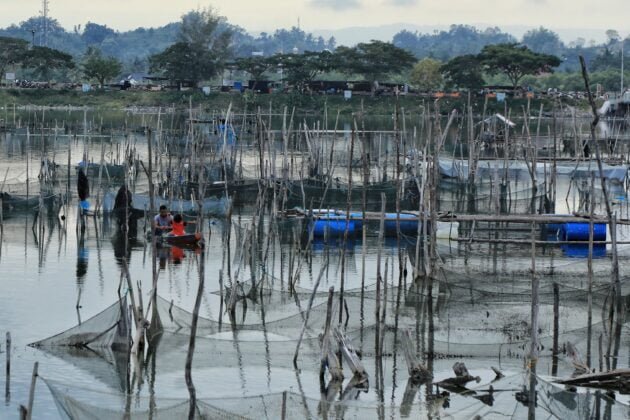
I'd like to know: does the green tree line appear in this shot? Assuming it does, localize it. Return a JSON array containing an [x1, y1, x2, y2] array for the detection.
[[0, 9, 627, 93]]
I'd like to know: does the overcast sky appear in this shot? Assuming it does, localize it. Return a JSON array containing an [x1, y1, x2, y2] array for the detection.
[[3, 0, 628, 35]]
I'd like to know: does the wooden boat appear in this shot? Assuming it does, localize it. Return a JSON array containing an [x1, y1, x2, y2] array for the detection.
[[159, 232, 204, 248], [0, 191, 60, 212]]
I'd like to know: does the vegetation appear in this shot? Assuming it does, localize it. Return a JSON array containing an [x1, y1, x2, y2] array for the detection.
[[267, 51, 337, 92], [335, 41, 416, 91], [22, 46, 74, 80], [0, 88, 575, 117], [0, 12, 626, 94], [440, 55, 485, 90], [149, 8, 232, 86], [392, 25, 516, 62], [0, 36, 73, 80], [82, 48, 122, 88], [478, 43, 561, 89], [233, 57, 272, 89], [409, 58, 443, 91]]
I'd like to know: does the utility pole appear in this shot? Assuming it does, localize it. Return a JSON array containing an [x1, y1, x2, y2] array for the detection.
[[621, 38, 625, 95]]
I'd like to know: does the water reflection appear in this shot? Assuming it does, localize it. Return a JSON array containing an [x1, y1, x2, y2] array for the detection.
[[3, 112, 630, 419]]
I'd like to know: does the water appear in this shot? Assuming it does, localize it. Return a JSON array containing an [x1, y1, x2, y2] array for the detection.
[[2, 112, 630, 419]]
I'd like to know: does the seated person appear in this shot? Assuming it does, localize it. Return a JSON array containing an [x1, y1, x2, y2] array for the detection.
[[170, 213, 195, 236], [152, 205, 173, 235]]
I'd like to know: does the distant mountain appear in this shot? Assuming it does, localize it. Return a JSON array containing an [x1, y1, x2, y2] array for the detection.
[[308, 23, 609, 47]]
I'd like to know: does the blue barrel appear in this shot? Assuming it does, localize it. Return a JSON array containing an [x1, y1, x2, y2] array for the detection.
[[384, 213, 419, 236], [561, 222, 606, 242], [310, 216, 355, 238], [348, 212, 364, 231], [561, 244, 607, 258]]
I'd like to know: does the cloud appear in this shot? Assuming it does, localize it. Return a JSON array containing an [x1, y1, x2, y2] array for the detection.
[[309, 0, 362, 10], [387, 0, 419, 5]]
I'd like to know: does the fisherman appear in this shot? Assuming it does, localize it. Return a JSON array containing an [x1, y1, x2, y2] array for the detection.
[[152, 205, 173, 236], [77, 163, 90, 213]]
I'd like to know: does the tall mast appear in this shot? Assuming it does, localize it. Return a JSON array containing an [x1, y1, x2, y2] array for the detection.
[[41, 0, 49, 47]]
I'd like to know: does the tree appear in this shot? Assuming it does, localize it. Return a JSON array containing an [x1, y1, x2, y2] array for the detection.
[[409, 58, 443, 91], [336, 41, 416, 91], [267, 50, 338, 91], [22, 46, 74, 79], [591, 47, 621, 71], [82, 22, 116, 45], [82, 47, 122, 88], [0, 36, 29, 77], [478, 43, 561, 89], [233, 56, 271, 89], [605, 29, 620, 45], [522, 27, 564, 56], [149, 8, 231, 86], [440, 54, 485, 89]]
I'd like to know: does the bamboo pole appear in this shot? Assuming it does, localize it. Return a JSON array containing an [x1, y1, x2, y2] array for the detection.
[[587, 176, 595, 368], [147, 128, 155, 214], [5, 332, 10, 403], [185, 250, 205, 420], [293, 258, 328, 367], [375, 193, 386, 356], [401, 329, 430, 383], [552, 282, 559, 376], [339, 121, 355, 323], [25, 362, 38, 420], [334, 327, 367, 380], [579, 56, 622, 326], [281, 391, 287, 420], [529, 221, 539, 365]]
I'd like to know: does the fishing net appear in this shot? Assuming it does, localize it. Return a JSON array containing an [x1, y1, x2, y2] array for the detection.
[[30, 296, 130, 350], [154, 292, 617, 362], [154, 294, 384, 342], [34, 346, 129, 392], [44, 378, 194, 420], [437, 183, 549, 214], [431, 268, 615, 306], [439, 159, 629, 183], [128, 193, 230, 217], [44, 378, 427, 420], [536, 375, 629, 420], [45, 371, 626, 420]]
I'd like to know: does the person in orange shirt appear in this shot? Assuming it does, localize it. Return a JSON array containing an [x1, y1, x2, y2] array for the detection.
[[171, 213, 196, 236], [171, 214, 186, 236]]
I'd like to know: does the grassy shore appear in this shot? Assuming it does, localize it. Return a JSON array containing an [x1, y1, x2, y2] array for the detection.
[[0, 88, 589, 117]]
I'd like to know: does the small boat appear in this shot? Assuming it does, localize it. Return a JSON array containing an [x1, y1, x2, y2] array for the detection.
[[0, 191, 60, 212], [159, 232, 204, 248]]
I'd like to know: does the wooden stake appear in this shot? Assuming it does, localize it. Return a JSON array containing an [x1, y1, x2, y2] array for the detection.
[[281, 391, 287, 420], [334, 327, 367, 381], [529, 221, 539, 364], [401, 329, 431, 383], [5, 332, 10, 403], [293, 259, 328, 367], [186, 250, 205, 420], [320, 287, 341, 381], [552, 282, 559, 376], [26, 362, 38, 420]]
